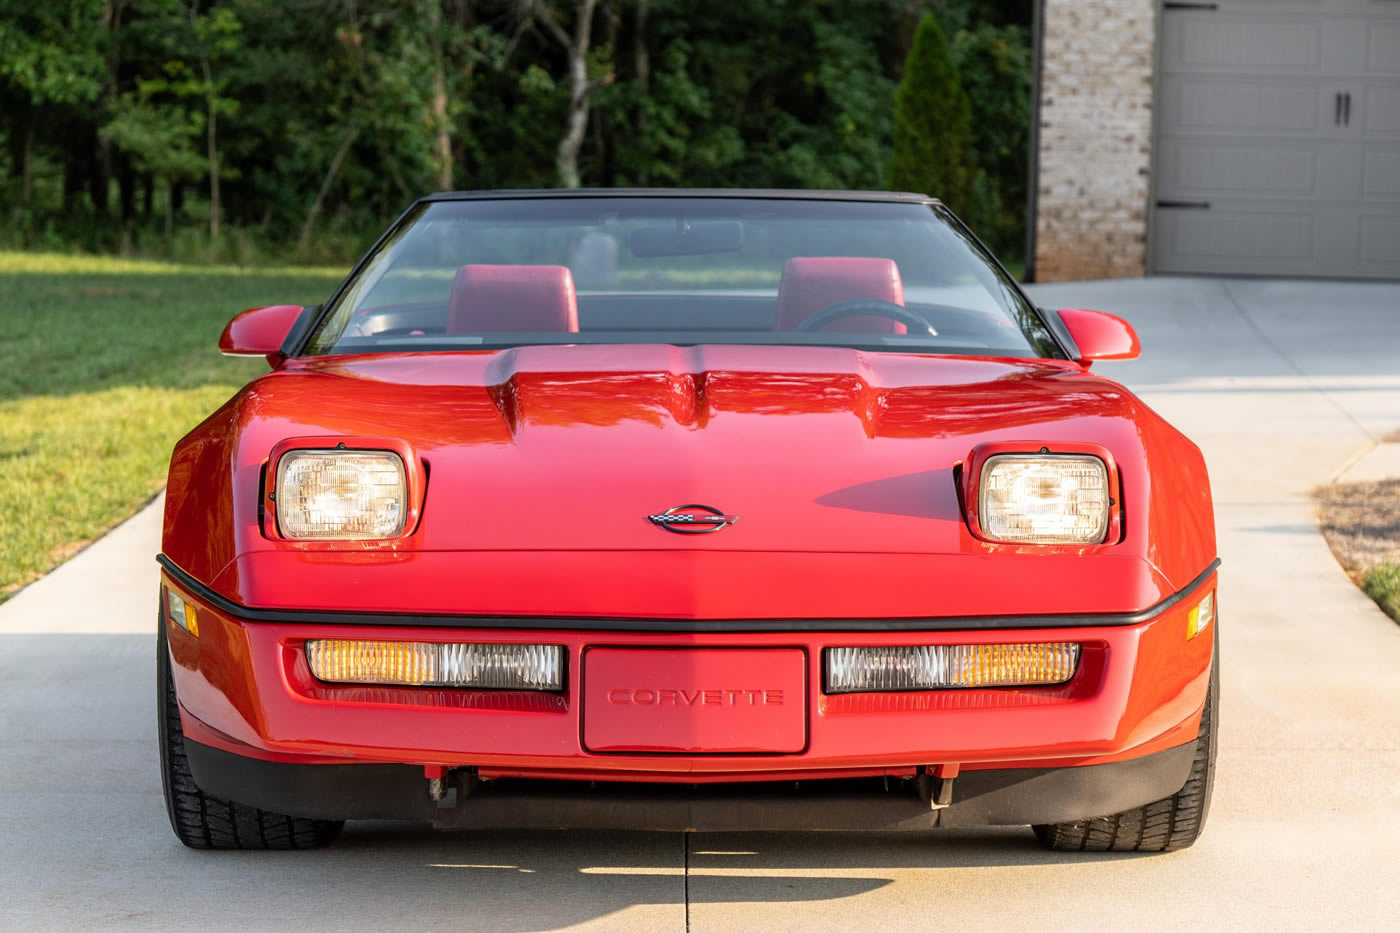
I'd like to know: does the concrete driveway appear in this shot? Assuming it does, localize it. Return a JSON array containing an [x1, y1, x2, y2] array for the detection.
[[2, 277, 1398, 931]]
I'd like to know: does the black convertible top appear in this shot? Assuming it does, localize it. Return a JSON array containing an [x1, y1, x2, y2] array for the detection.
[[421, 188, 939, 205]]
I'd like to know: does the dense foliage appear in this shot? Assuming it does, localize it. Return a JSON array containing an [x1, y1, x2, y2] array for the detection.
[[0, 0, 1032, 263], [888, 14, 975, 220]]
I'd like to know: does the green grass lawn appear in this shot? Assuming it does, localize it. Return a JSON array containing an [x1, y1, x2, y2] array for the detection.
[[0, 252, 346, 598]]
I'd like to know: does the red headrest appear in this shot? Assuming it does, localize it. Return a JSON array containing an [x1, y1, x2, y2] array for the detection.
[[447, 264, 579, 334], [774, 257, 906, 334]]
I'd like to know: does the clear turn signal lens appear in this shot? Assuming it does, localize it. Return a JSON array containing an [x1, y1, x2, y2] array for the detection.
[[825, 643, 1081, 693], [166, 589, 198, 636], [1187, 591, 1215, 640], [305, 640, 564, 690]]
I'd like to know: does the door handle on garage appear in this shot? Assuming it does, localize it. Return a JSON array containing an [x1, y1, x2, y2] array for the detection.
[[1335, 91, 1354, 127], [1157, 200, 1212, 210]]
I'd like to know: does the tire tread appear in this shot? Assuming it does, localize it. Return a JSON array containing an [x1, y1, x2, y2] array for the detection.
[[159, 619, 343, 850], [1033, 643, 1218, 854]]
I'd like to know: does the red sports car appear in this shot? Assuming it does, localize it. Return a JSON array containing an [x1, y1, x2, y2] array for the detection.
[[157, 190, 1218, 852]]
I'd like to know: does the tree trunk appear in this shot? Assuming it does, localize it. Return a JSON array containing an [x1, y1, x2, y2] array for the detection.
[[62, 144, 83, 215], [452, 0, 475, 30], [633, 0, 649, 184], [604, 0, 618, 52], [553, 0, 598, 189], [90, 128, 110, 217], [185, 2, 220, 238], [117, 155, 135, 226], [424, 0, 453, 190], [95, 0, 124, 219], [384, 154, 414, 199], [595, 1, 617, 184], [20, 117, 34, 206], [203, 66, 220, 240], [591, 106, 612, 187], [299, 127, 360, 248], [141, 173, 154, 219], [557, 49, 587, 188]]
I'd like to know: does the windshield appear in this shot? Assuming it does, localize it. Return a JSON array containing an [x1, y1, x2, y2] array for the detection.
[[303, 197, 1062, 359]]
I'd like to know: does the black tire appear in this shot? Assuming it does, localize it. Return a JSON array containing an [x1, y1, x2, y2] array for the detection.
[[1033, 636, 1218, 853], [158, 613, 344, 849]]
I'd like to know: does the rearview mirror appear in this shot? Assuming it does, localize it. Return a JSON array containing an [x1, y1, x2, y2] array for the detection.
[[629, 221, 744, 258], [219, 305, 307, 367], [1055, 308, 1140, 366]]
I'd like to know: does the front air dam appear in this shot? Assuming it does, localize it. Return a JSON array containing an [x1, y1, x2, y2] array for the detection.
[[183, 738, 1198, 831]]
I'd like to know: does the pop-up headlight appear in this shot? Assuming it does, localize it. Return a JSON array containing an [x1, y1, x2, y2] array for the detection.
[[275, 450, 406, 539], [978, 454, 1110, 544]]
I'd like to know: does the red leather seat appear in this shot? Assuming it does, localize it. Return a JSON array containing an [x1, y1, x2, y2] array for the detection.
[[447, 264, 579, 334], [774, 257, 906, 334]]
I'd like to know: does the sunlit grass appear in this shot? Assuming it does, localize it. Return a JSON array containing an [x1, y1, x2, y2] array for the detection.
[[0, 251, 346, 597], [1, 251, 348, 279], [1363, 565, 1400, 623]]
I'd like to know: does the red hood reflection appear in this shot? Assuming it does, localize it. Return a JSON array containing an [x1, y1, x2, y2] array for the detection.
[[202, 345, 1148, 556]]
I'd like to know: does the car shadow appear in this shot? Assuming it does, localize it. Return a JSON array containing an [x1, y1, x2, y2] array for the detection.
[[0, 633, 1168, 931]]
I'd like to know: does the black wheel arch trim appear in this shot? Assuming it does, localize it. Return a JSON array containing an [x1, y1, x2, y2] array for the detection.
[[155, 554, 1220, 633]]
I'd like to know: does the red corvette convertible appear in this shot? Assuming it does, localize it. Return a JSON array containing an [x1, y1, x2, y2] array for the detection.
[[157, 190, 1218, 852]]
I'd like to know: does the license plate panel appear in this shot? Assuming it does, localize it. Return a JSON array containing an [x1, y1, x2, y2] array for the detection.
[[582, 648, 807, 754]]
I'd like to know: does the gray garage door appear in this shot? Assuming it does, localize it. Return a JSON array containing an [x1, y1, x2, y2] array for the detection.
[[1152, 0, 1400, 278]]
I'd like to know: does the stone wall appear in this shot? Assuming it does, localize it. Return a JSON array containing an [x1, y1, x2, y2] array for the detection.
[[1034, 0, 1157, 282]]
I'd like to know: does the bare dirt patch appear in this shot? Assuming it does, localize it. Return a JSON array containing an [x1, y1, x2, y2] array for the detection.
[[1316, 478, 1400, 622]]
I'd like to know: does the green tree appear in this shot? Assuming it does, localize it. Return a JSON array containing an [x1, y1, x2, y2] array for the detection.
[[99, 93, 206, 235], [103, 1, 242, 239], [0, 3, 106, 105], [888, 12, 977, 215], [526, 0, 613, 189], [951, 21, 1032, 256], [0, 1, 108, 209], [0, 0, 1036, 262], [183, 1, 242, 240]]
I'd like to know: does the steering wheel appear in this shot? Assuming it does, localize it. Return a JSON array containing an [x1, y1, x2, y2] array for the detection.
[[796, 300, 938, 336]]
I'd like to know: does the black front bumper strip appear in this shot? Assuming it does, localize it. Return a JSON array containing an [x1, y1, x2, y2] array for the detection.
[[184, 737, 1198, 830], [156, 553, 1220, 634]]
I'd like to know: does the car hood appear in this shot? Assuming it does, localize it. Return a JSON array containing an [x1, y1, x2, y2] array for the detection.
[[230, 345, 1154, 556]]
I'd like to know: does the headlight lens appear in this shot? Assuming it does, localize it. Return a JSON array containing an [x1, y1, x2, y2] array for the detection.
[[276, 450, 407, 539], [978, 454, 1110, 544]]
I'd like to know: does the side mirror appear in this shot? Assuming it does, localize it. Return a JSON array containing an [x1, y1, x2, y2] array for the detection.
[[1056, 308, 1140, 366], [219, 305, 306, 368]]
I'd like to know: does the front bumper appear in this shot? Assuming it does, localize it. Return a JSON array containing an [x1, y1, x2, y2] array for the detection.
[[161, 565, 1216, 823]]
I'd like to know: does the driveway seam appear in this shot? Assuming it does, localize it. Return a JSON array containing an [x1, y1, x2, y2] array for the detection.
[[1328, 440, 1380, 484], [1218, 279, 1376, 443]]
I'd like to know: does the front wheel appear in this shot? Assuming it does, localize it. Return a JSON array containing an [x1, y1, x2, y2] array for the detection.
[[1033, 641, 1218, 853], [158, 613, 343, 849]]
